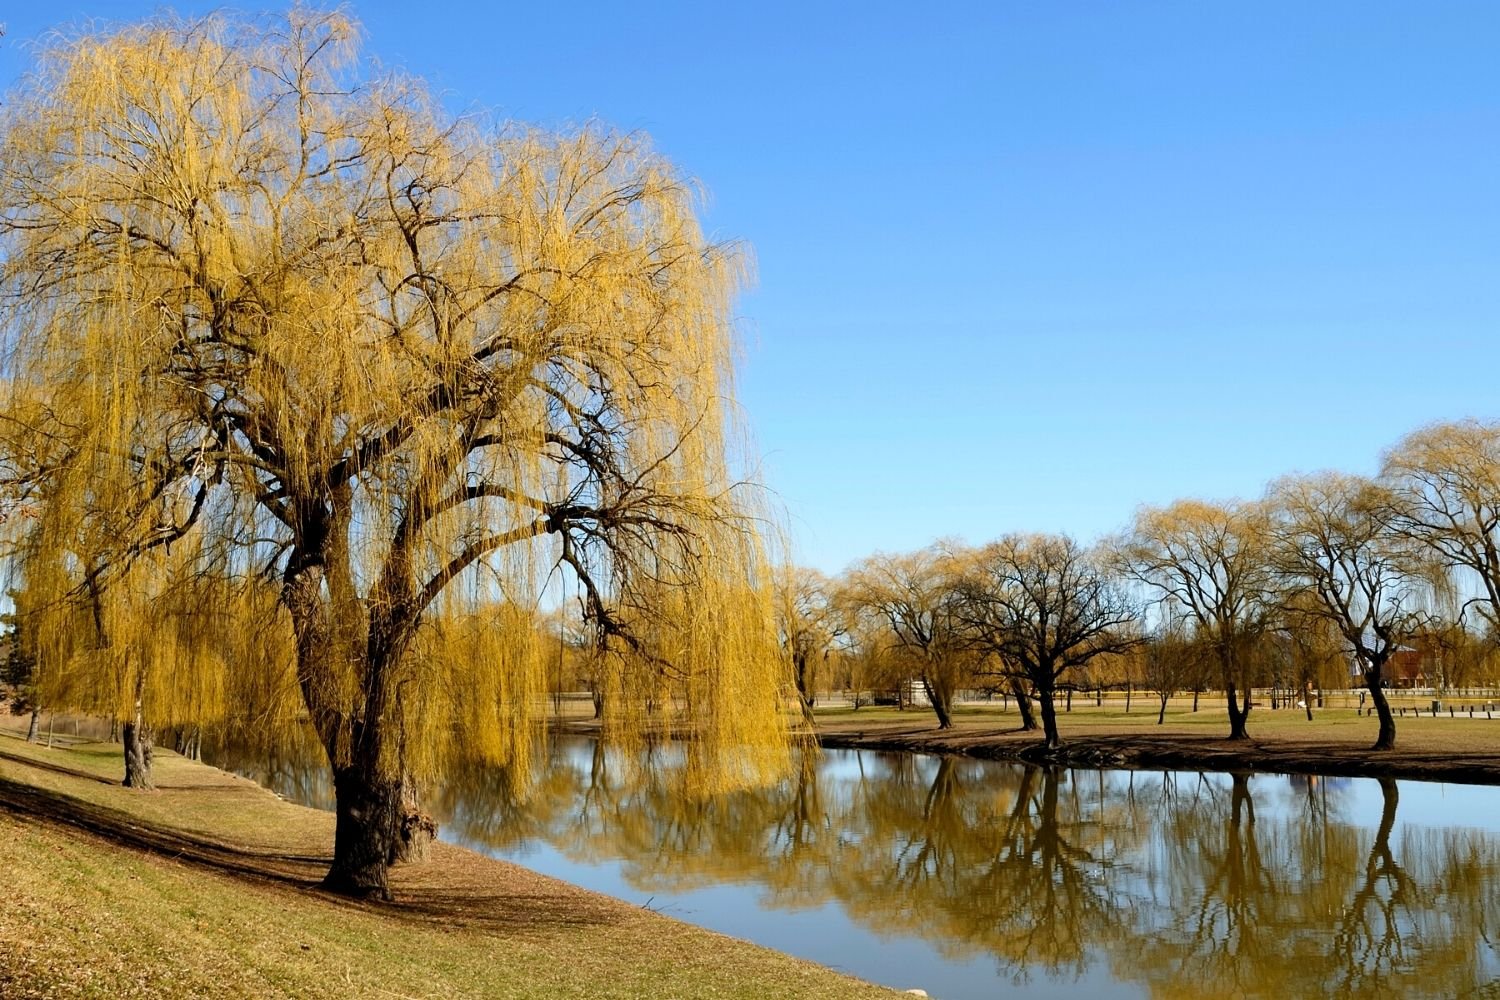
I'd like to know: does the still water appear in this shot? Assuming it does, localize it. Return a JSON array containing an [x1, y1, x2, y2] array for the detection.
[[226, 740, 1500, 1000]]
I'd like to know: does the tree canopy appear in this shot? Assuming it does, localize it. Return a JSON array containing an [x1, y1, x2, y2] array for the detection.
[[0, 9, 789, 895]]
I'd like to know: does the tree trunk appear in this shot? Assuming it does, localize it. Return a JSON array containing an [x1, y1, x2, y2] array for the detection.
[[324, 763, 401, 899], [1230, 771, 1253, 828], [1192, 687, 1200, 712], [793, 652, 817, 727], [1157, 693, 1168, 725], [1011, 678, 1038, 731], [1365, 665, 1396, 751], [924, 674, 953, 729], [182, 725, 201, 761], [1038, 685, 1061, 749], [122, 717, 154, 790], [1373, 777, 1397, 856], [1125, 681, 1132, 713], [1221, 643, 1252, 739], [797, 693, 816, 728], [1225, 681, 1250, 741], [286, 552, 406, 899], [25, 707, 39, 743], [390, 776, 437, 865]]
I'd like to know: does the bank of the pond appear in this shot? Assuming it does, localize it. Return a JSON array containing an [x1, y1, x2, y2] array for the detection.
[[808, 706, 1500, 784], [0, 731, 897, 1000]]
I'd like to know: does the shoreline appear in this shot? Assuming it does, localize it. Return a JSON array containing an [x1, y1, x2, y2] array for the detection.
[[553, 708, 1500, 785], [0, 728, 897, 999], [809, 713, 1500, 785], [815, 728, 1500, 784]]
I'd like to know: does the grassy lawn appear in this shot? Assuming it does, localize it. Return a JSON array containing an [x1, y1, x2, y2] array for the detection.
[[0, 731, 897, 1000]]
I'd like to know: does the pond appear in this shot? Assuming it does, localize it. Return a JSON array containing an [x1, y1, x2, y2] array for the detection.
[[218, 739, 1500, 1000]]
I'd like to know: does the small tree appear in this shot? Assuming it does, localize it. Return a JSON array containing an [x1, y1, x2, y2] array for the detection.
[[844, 545, 973, 729], [833, 612, 905, 709], [1115, 500, 1277, 740], [954, 535, 1140, 748], [1141, 615, 1200, 725], [774, 566, 845, 725]]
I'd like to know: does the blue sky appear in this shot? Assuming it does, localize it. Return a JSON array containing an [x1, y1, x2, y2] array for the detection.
[[4, 2, 1497, 574]]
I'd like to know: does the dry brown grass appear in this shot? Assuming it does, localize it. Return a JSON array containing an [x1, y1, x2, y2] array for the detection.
[[0, 730, 896, 1000]]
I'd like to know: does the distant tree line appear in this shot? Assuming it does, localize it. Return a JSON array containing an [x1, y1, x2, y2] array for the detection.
[[774, 419, 1500, 752]]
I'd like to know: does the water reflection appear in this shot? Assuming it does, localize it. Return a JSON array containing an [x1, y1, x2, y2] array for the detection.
[[1118, 772, 1500, 998], [213, 737, 1500, 999]]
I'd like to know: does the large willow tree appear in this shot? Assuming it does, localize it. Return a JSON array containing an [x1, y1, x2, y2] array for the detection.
[[0, 10, 789, 897]]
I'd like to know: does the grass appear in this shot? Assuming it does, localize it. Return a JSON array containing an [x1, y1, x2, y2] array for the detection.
[[812, 696, 1500, 749], [0, 730, 898, 1000]]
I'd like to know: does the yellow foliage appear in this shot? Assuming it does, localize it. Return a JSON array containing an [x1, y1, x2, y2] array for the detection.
[[0, 9, 789, 798]]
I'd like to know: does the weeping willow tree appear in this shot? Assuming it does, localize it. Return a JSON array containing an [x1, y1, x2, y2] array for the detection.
[[1267, 473, 1438, 752], [0, 10, 790, 897], [1115, 499, 1278, 741]]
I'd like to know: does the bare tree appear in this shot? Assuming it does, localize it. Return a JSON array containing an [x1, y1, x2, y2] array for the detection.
[[954, 535, 1140, 748], [1140, 613, 1201, 725]]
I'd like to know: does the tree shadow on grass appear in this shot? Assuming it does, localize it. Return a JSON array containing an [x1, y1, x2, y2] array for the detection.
[[0, 745, 122, 786], [0, 770, 626, 933], [0, 775, 327, 879]]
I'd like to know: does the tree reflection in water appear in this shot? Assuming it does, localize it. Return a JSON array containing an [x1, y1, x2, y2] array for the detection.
[[1119, 772, 1499, 998], [212, 736, 1500, 998]]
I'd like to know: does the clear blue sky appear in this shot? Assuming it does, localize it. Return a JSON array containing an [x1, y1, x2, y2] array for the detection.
[[5, 2, 1497, 574]]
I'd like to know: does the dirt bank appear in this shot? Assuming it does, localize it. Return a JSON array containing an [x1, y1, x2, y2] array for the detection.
[[813, 711, 1500, 784]]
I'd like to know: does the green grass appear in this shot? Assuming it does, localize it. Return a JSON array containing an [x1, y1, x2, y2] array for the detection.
[[0, 732, 897, 1000]]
